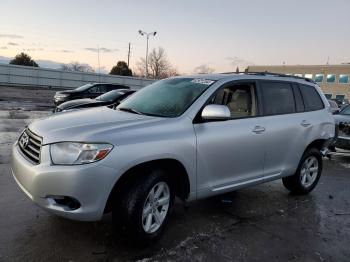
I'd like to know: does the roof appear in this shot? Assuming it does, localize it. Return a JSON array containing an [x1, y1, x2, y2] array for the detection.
[[183, 72, 316, 84]]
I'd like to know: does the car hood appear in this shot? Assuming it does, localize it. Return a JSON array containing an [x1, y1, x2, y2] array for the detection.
[[55, 90, 80, 95], [29, 107, 167, 144], [57, 98, 103, 109], [333, 114, 350, 124]]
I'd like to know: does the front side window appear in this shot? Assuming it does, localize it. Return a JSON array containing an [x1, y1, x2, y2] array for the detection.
[[327, 74, 336, 83], [210, 83, 257, 118], [339, 74, 349, 84], [299, 84, 324, 111], [88, 85, 100, 93], [261, 81, 295, 115], [98, 85, 108, 93], [117, 78, 215, 117], [314, 74, 324, 83]]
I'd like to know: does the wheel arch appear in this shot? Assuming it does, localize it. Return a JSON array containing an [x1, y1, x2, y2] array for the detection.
[[104, 158, 191, 213]]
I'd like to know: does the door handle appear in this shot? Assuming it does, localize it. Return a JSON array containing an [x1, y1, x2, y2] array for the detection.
[[301, 120, 311, 127], [252, 126, 266, 134]]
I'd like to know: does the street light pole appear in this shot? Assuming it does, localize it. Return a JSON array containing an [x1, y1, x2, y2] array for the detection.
[[138, 30, 157, 78], [97, 45, 101, 82]]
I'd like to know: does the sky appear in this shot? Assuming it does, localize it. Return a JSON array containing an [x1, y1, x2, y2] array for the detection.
[[0, 0, 349, 74]]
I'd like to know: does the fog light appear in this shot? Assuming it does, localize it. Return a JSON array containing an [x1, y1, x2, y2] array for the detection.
[[48, 195, 81, 210]]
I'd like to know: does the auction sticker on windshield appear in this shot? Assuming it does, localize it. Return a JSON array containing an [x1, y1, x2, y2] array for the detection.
[[191, 79, 215, 85]]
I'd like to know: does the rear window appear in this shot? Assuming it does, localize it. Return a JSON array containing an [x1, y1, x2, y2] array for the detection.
[[299, 84, 324, 111], [261, 81, 295, 115]]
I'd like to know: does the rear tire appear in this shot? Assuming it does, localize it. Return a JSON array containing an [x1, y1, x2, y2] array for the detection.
[[282, 148, 322, 195], [112, 168, 174, 245]]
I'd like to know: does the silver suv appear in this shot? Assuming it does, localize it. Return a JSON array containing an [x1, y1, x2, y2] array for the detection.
[[12, 73, 335, 243]]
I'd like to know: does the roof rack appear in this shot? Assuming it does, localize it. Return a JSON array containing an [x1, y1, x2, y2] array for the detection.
[[221, 71, 317, 84]]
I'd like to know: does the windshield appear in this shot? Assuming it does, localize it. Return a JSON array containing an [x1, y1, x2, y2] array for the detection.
[[340, 105, 350, 115], [75, 83, 93, 91], [96, 90, 123, 101], [117, 78, 215, 117]]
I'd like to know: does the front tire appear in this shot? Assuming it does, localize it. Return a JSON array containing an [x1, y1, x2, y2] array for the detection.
[[112, 168, 174, 244], [282, 148, 322, 195]]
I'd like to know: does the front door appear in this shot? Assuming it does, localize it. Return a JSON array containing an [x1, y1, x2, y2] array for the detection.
[[194, 82, 266, 197]]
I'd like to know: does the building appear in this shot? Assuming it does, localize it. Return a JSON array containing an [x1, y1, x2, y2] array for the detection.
[[247, 64, 350, 101]]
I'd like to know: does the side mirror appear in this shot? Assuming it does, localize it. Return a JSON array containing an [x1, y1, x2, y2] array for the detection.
[[201, 104, 231, 121]]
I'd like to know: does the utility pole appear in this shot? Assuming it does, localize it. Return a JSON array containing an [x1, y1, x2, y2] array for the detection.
[[127, 42, 130, 67]]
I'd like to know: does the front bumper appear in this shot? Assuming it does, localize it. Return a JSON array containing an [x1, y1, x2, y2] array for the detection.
[[11, 143, 120, 221]]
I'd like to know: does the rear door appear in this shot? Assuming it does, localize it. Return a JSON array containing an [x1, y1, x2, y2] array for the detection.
[[258, 80, 305, 179]]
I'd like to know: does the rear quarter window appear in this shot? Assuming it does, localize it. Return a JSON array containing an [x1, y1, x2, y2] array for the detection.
[[299, 84, 324, 111]]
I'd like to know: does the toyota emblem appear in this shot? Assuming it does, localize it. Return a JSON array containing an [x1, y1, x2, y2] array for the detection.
[[20, 132, 29, 148]]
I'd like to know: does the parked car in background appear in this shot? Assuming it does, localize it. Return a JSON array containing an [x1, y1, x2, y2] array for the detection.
[[12, 73, 335, 244], [332, 104, 350, 150], [330, 98, 349, 109], [54, 89, 135, 113], [328, 99, 340, 114], [53, 83, 130, 105]]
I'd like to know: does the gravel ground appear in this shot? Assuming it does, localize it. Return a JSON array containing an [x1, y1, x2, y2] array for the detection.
[[0, 86, 349, 262]]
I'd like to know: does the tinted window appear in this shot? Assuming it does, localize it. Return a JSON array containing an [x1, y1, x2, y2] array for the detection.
[[88, 85, 100, 93], [261, 82, 295, 115], [98, 85, 108, 93], [292, 84, 305, 112], [108, 85, 128, 91], [211, 84, 257, 118], [299, 84, 324, 111]]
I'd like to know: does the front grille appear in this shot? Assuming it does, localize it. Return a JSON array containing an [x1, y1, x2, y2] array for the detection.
[[18, 129, 42, 164]]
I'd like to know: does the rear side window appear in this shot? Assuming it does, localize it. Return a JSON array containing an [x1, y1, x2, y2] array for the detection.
[[299, 84, 324, 111], [260, 81, 295, 115]]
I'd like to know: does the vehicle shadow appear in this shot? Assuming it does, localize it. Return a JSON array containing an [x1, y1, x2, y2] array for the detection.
[[7, 180, 323, 261]]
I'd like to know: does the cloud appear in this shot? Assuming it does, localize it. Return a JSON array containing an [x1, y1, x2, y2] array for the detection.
[[23, 48, 44, 52], [193, 64, 215, 74], [0, 34, 23, 39], [61, 49, 74, 53], [0, 46, 8, 49], [84, 47, 116, 53], [8, 42, 19, 46], [226, 56, 254, 70]]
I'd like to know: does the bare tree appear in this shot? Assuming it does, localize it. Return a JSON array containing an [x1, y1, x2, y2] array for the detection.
[[193, 64, 215, 74], [137, 47, 178, 79], [61, 61, 94, 73]]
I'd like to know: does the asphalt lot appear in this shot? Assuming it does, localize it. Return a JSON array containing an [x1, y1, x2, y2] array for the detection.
[[0, 86, 350, 262]]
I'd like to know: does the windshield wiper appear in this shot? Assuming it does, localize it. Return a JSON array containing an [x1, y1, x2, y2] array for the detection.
[[118, 107, 143, 115]]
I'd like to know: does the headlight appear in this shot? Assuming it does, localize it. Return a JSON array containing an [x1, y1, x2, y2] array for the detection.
[[50, 142, 113, 165], [56, 94, 68, 98]]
